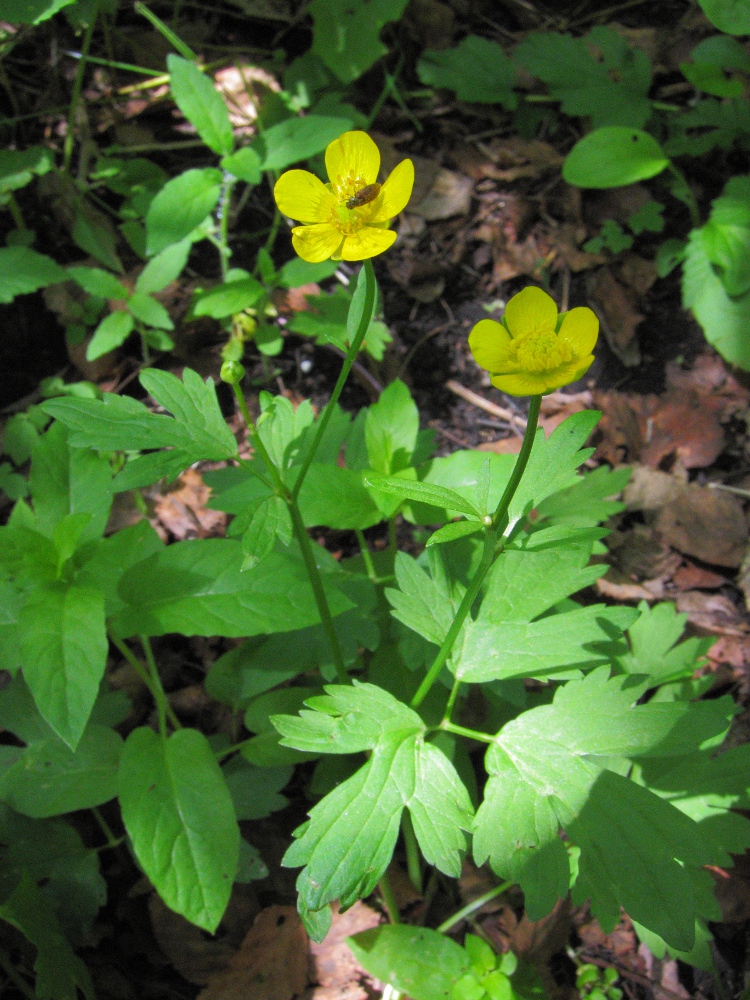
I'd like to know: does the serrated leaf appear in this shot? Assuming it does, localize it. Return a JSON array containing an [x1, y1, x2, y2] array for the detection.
[[140, 367, 239, 459], [118, 726, 239, 932], [146, 168, 222, 256], [240, 495, 292, 570], [365, 379, 419, 474], [253, 114, 352, 169], [19, 584, 108, 750], [474, 668, 732, 946], [417, 35, 517, 108], [615, 600, 714, 687], [86, 309, 135, 360], [167, 55, 234, 156], [111, 539, 352, 638], [385, 551, 456, 647], [515, 26, 652, 128], [425, 521, 484, 547], [536, 464, 630, 527], [0, 247, 67, 303], [348, 925, 470, 1000], [365, 474, 482, 519], [308, 0, 408, 83], [273, 683, 473, 927]]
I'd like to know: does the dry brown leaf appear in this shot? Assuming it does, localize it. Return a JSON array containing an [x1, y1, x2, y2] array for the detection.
[[675, 590, 748, 635], [619, 253, 658, 298], [671, 562, 726, 591], [213, 65, 281, 135], [622, 464, 684, 512], [589, 268, 643, 366], [403, 0, 455, 48], [411, 168, 473, 220], [655, 485, 747, 568], [304, 901, 382, 1000], [149, 894, 235, 986], [153, 468, 226, 540], [596, 576, 657, 603], [200, 906, 308, 1000]]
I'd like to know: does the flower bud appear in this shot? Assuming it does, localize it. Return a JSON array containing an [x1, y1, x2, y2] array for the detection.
[[220, 360, 245, 385]]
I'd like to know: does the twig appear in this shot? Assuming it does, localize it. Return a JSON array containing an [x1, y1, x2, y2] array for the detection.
[[445, 380, 526, 430]]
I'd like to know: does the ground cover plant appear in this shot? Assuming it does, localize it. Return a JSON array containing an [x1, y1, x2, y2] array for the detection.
[[1, 1, 750, 999]]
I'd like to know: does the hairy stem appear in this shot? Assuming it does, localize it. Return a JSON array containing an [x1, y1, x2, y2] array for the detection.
[[401, 811, 423, 894], [291, 258, 376, 500], [63, 14, 96, 173], [410, 396, 542, 709], [140, 635, 170, 739], [110, 635, 182, 731], [378, 871, 401, 925]]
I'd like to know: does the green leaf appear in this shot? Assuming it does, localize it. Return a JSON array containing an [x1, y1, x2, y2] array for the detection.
[[365, 379, 419, 474], [72, 204, 122, 273], [220, 146, 262, 185], [135, 236, 192, 294], [2, 0, 74, 24], [348, 925, 470, 1000], [193, 276, 264, 318], [683, 212, 750, 370], [681, 35, 750, 97], [0, 873, 94, 1000], [475, 669, 730, 945], [699, 174, 750, 296], [0, 805, 106, 946], [0, 580, 23, 675], [385, 551, 457, 647], [615, 601, 714, 688], [256, 393, 314, 469], [278, 257, 339, 288], [0, 247, 67, 303], [426, 521, 484, 547], [0, 724, 122, 818], [308, 0, 409, 83], [118, 726, 239, 932], [145, 168, 223, 256], [111, 539, 352, 638], [454, 545, 635, 682], [365, 474, 483, 519], [76, 521, 164, 620], [253, 115, 352, 170], [665, 97, 750, 157], [417, 35, 517, 108], [515, 27, 652, 128], [240, 495, 292, 570], [697, 0, 750, 34], [127, 290, 174, 330], [0, 146, 52, 194], [28, 421, 111, 543], [167, 55, 234, 156], [223, 756, 291, 820], [274, 683, 473, 933], [536, 464, 630, 528], [294, 464, 382, 530], [19, 584, 108, 750], [86, 310, 135, 360], [563, 127, 669, 189], [67, 266, 128, 300]]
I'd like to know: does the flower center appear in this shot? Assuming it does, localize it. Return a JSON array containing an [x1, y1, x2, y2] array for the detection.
[[513, 330, 573, 372], [327, 174, 374, 236]]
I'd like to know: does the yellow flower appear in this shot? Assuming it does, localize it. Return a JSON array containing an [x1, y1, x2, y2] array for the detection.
[[468, 287, 598, 396], [273, 130, 414, 263]]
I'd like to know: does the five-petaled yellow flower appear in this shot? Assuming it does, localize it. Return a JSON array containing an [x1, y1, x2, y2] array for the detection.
[[469, 287, 598, 396], [273, 130, 414, 263]]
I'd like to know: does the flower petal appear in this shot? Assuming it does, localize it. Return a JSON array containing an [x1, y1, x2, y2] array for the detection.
[[490, 370, 553, 396], [468, 319, 519, 374], [325, 131, 380, 191], [338, 226, 396, 261], [274, 170, 337, 223], [367, 159, 415, 223], [291, 224, 343, 263], [558, 306, 599, 357], [504, 286, 558, 339], [547, 355, 595, 388]]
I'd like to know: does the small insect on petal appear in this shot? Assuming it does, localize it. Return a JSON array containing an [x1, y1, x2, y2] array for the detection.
[[346, 183, 381, 210]]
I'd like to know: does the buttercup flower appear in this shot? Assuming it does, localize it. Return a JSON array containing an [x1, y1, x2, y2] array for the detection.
[[273, 130, 414, 263], [468, 286, 598, 396]]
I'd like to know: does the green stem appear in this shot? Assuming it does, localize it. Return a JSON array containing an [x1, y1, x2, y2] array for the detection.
[[91, 806, 119, 848], [63, 14, 96, 173], [437, 881, 513, 934], [134, 1, 197, 59], [231, 382, 349, 684], [140, 635, 181, 736], [410, 528, 496, 709], [410, 396, 541, 710], [402, 812, 423, 893], [378, 871, 401, 924], [218, 177, 236, 282], [0, 946, 35, 1000], [438, 720, 494, 744], [355, 528, 377, 582], [291, 258, 376, 500], [443, 676, 462, 724], [7, 195, 26, 231], [388, 515, 398, 556], [491, 395, 541, 531], [667, 163, 701, 228]]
